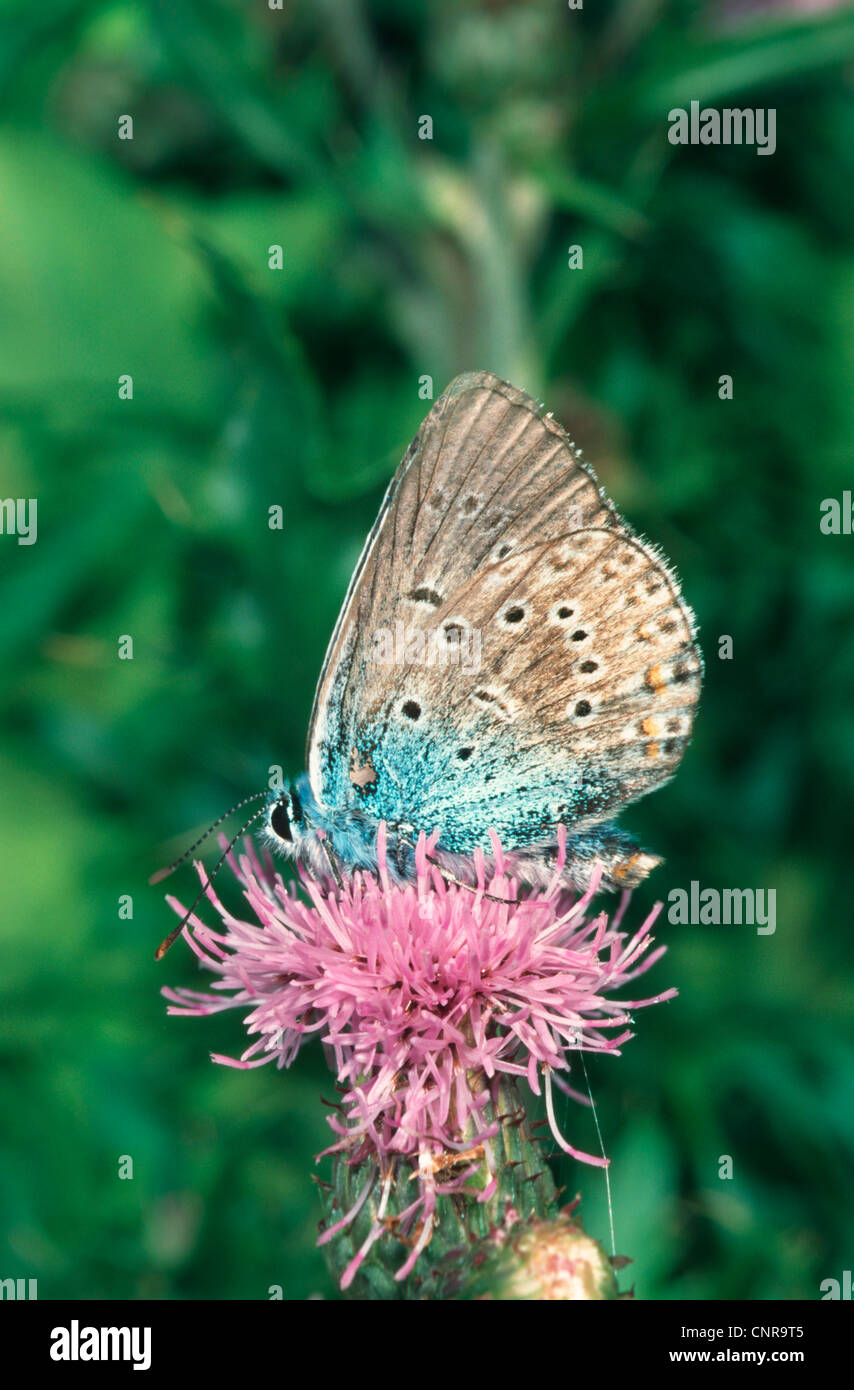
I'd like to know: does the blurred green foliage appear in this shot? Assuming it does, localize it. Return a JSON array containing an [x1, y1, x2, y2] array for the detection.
[[1, 0, 853, 1300]]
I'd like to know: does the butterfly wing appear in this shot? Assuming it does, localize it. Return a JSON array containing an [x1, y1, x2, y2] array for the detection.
[[308, 372, 621, 796], [307, 373, 701, 859]]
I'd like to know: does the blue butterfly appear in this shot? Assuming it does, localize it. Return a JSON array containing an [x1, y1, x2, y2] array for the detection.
[[267, 373, 701, 888], [155, 373, 701, 955]]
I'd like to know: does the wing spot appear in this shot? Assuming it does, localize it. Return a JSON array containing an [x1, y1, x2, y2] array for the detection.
[[401, 700, 421, 720], [429, 491, 445, 508], [456, 747, 474, 761], [614, 853, 641, 881], [461, 495, 481, 515], [575, 700, 592, 717], [472, 688, 512, 720], [571, 629, 588, 642], [579, 659, 598, 673], [503, 605, 525, 624], [646, 664, 665, 693], [407, 587, 443, 607]]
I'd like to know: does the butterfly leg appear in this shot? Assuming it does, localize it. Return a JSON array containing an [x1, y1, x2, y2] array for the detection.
[[317, 831, 346, 890], [423, 853, 525, 906]]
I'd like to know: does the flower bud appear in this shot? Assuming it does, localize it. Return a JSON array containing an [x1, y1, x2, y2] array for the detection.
[[468, 1211, 622, 1300]]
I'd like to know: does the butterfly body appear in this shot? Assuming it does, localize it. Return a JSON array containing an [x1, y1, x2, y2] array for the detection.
[[264, 373, 702, 897], [264, 777, 659, 893]]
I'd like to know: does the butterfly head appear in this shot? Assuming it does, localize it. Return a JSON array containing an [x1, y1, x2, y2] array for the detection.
[[264, 784, 307, 858]]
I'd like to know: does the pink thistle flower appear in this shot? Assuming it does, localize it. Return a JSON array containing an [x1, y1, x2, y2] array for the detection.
[[162, 824, 675, 1288]]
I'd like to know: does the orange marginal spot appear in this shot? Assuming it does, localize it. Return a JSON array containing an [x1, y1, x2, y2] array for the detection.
[[637, 623, 653, 641], [645, 742, 660, 759], [614, 853, 640, 883], [645, 664, 665, 693], [641, 716, 662, 736]]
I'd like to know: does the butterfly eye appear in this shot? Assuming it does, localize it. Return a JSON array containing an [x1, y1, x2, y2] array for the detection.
[[270, 798, 293, 842]]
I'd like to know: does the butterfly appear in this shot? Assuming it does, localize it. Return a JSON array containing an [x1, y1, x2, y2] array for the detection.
[[155, 373, 701, 955]]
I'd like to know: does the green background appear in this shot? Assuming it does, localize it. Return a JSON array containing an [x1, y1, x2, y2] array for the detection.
[[1, 0, 853, 1300]]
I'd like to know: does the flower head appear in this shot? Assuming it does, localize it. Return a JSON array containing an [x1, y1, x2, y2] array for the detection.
[[163, 824, 675, 1286]]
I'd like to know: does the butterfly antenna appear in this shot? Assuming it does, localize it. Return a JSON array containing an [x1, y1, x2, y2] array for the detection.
[[579, 1050, 616, 1258], [149, 793, 269, 885], [153, 805, 267, 960]]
